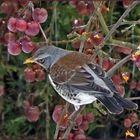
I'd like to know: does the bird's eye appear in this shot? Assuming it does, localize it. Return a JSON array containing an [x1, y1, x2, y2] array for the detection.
[[37, 58, 45, 64]]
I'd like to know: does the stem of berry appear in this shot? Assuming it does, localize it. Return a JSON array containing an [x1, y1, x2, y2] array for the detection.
[[29, 1, 49, 44]]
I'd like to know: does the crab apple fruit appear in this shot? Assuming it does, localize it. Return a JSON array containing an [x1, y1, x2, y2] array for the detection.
[[74, 134, 86, 140], [77, 1, 88, 15], [25, 106, 40, 122], [35, 69, 46, 81], [7, 41, 21, 55], [7, 17, 17, 32], [123, 0, 135, 8], [16, 19, 27, 32], [115, 46, 132, 55], [32, 8, 48, 23], [136, 82, 140, 91], [79, 120, 89, 131], [124, 118, 132, 128], [111, 74, 124, 85], [25, 21, 40, 36], [129, 112, 138, 123], [0, 85, 5, 96], [85, 112, 95, 123], [52, 105, 63, 123], [22, 41, 36, 53], [130, 81, 137, 89], [75, 114, 83, 126], [90, 32, 103, 46], [0, 1, 18, 14], [24, 67, 36, 82]]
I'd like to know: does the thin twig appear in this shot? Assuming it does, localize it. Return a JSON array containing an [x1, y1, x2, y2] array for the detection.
[[100, 1, 140, 49], [62, 105, 85, 139], [39, 24, 49, 44], [54, 102, 70, 139], [93, 1, 109, 34], [79, 15, 95, 53], [127, 97, 140, 101], [107, 54, 131, 77]]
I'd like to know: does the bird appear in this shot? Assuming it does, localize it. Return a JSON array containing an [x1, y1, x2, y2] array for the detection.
[[24, 45, 138, 114]]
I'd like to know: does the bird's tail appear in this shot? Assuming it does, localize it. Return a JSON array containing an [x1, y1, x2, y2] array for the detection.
[[96, 94, 138, 114]]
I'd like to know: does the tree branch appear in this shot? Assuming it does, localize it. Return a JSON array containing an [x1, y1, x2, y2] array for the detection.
[[100, 1, 140, 49], [62, 105, 85, 139], [107, 54, 131, 77]]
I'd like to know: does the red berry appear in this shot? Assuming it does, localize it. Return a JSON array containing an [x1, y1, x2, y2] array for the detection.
[[4, 32, 16, 43], [35, 69, 46, 81], [130, 81, 137, 89], [25, 106, 40, 122], [123, 0, 135, 8], [24, 67, 36, 82], [90, 32, 103, 46], [18, 0, 29, 6], [102, 59, 111, 71], [0, 85, 5, 96], [7, 41, 21, 55], [0, 1, 18, 14], [25, 21, 39, 36], [111, 74, 124, 85], [32, 8, 48, 23], [75, 114, 83, 126], [77, 1, 88, 15], [115, 84, 125, 97], [74, 133, 86, 140], [115, 46, 132, 55], [85, 112, 95, 123], [136, 82, 140, 91], [124, 118, 132, 128], [129, 113, 138, 123], [73, 41, 80, 49], [52, 105, 63, 123], [68, 133, 74, 140], [79, 120, 89, 131], [100, 6, 109, 14], [16, 19, 27, 32], [7, 17, 17, 32], [22, 41, 36, 53]]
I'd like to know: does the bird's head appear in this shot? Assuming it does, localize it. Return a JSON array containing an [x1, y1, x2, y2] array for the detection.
[[24, 46, 57, 70], [24, 45, 69, 70]]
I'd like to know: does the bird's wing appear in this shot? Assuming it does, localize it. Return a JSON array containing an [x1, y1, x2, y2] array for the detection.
[[50, 52, 115, 97]]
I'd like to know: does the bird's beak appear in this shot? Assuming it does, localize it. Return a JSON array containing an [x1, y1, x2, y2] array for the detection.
[[23, 57, 35, 64]]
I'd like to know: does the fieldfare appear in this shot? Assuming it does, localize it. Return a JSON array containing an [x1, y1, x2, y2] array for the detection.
[[24, 45, 138, 114]]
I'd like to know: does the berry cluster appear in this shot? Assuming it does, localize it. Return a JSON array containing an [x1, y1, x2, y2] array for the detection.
[[124, 112, 138, 128], [23, 100, 40, 122], [111, 73, 130, 97], [69, 0, 95, 15], [52, 105, 95, 139], [73, 32, 104, 53], [24, 64, 46, 83], [6, 1, 48, 55]]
